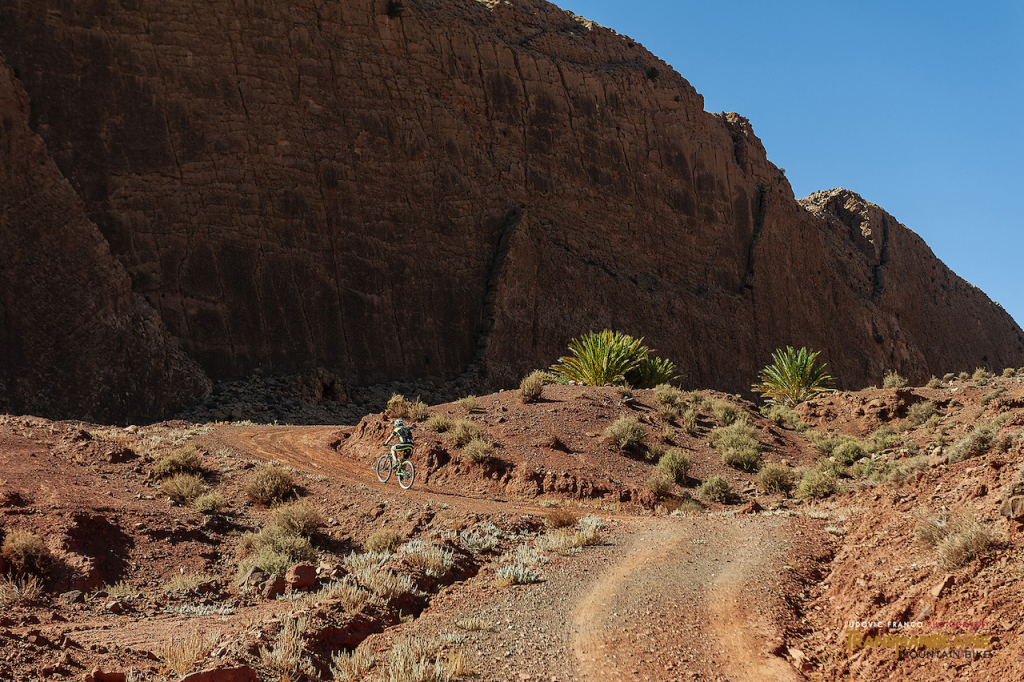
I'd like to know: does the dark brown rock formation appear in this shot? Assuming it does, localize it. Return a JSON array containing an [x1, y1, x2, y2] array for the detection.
[[0, 54, 208, 422], [0, 0, 1021, 419]]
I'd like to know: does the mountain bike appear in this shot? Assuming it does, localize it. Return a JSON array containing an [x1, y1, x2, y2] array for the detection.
[[376, 444, 415, 489]]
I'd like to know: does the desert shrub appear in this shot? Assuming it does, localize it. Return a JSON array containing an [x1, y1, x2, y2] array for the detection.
[[697, 475, 731, 503], [654, 384, 685, 408], [795, 471, 837, 499], [518, 370, 551, 403], [972, 367, 991, 382], [153, 445, 205, 479], [981, 387, 1005, 406], [757, 463, 794, 493], [191, 492, 227, 514], [926, 376, 943, 389], [907, 400, 937, 426], [271, 501, 324, 537], [833, 440, 867, 466], [260, 617, 314, 681], [657, 402, 681, 421], [237, 525, 317, 578], [670, 500, 704, 516], [164, 572, 216, 593], [644, 443, 665, 463], [162, 473, 208, 503], [458, 526, 500, 554], [915, 510, 992, 569], [318, 580, 370, 612], [462, 438, 494, 463], [160, 627, 215, 678], [331, 643, 375, 682], [709, 422, 761, 472], [399, 540, 454, 578], [1, 529, 50, 576], [425, 414, 452, 433], [647, 470, 675, 497], [957, 371, 970, 381], [752, 346, 834, 407], [1003, 367, 1017, 378], [448, 420, 483, 446], [0, 574, 43, 607], [657, 449, 691, 483], [545, 508, 577, 529], [408, 400, 430, 422], [680, 408, 699, 436], [384, 393, 412, 420], [364, 528, 403, 554], [549, 329, 676, 388], [604, 414, 646, 451], [495, 562, 540, 586], [943, 373, 956, 382], [946, 422, 999, 463], [883, 371, 908, 389], [869, 425, 900, 452], [710, 400, 740, 425], [245, 464, 295, 506], [457, 395, 480, 412], [817, 457, 845, 479]]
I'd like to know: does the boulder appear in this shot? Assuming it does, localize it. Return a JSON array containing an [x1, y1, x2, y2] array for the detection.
[[285, 563, 317, 589]]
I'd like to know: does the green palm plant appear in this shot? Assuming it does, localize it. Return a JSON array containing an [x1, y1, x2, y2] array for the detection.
[[752, 346, 834, 407], [550, 330, 677, 388]]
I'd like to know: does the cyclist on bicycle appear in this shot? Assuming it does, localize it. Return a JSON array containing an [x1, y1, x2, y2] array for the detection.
[[384, 418, 414, 462]]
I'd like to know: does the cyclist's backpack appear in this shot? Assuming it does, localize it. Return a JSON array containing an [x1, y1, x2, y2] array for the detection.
[[395, 425, 413, 444]]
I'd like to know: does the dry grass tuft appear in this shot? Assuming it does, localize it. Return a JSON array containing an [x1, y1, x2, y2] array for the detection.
[[710, 400, 740, 425], [331, 643, 375, 681], [455, 617, 494, 632], [545, 508, 577, 529], [756, 463, 794, 493], [271, 500, 325, 537], [159, 627, 214, 678], [494, 562, 540, 586], [883, 371, 908, 388], [365, 528, 403, 554], [260, 617, 314, 681], [191, 491, 226, 514], [448, 420, 484, 447], [245, 464, 295, 506], [915, 509, 993, 568], [457, 395, 480, 413], [318, 580, 370, 612], [153, 444, 205, 478], [461, 438, 494, 464], [161, 473, 207, 503], [518, 370, 548, 403], [399, 540, 455, 578], [0, 574, 43, 607], [1, 528, 51, 576], [604, 414, 646, 451], [647, 470, 674, 497], [425, 414, 452, 433]]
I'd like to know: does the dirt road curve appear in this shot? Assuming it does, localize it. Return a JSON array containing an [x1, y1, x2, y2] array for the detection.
[[227, 425, 803, 681]]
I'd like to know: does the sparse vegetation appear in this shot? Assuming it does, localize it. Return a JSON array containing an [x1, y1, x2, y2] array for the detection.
[[458, 526, 500, 554], [657, 448, 691, 483], [426, 414, 452, 433], [457, 395, 480, 412], [1, 529, 51, 576], [1003, 367, 1016, 378], [164, 572, 216, 593], [943, 373, 955, 382], [795, 471, 837, 499], [647, 470, 675, 497], [153, 445, 205, 479], [519, 370, 553, 403], [160, 628, 214, 677], [604, 414, 646, 451], [162, 473, 208, 504], [833, 440, 867, 466], [958, 371, 970, 381], [448, 420, 484, 447], [883, 371, 908, 388], [907, 400, 937, 426], [545, 508, 577, 529], [915, 509, 993, 569], [697, 475, 730, 503], [365, 528, 403, 554], [260, 616, 314, 680], [245, 463, 295, 506], [399, 540, 454, 578], [191, 491, 226, 514], [271, 500, 325, 537], [752, 346, 834, 407], [461, 438, 494, 463], [495, 562, 540, 586], [710, 400, 740, 426], [549, 329, 676, 388], [972, 367, 992, 382], [757, 463, 794, 493], [926, 376, 943, 388], [709, 422, 761, 472], [946, 421, 999, 463], [331, 643, 375, 682], [680, 408, 699, 436], [0, 574, 43, 607]]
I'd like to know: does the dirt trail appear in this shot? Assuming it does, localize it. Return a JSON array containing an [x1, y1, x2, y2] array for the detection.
[[572, 515, 802, 681], [228, 425, 804, 681]]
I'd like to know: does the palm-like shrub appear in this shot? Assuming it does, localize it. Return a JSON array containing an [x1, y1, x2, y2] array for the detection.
[[752, 346, 834, 407], [550, 330, 676, 388]]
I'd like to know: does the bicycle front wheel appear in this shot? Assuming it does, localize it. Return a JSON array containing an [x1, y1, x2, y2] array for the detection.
[[397, 460, 416, 489], [375, 454, 393, 483]]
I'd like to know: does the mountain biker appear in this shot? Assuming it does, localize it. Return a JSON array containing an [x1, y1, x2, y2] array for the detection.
[[384, 418, 414, 462]]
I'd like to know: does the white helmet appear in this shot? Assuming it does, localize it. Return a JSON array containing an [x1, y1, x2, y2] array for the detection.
[[394, 419, 404, 426]]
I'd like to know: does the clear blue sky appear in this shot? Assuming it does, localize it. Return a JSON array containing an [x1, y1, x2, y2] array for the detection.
[[557, 0, 1024, 327]]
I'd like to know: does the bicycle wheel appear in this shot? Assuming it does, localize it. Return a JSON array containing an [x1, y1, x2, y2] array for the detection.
[[375, 454, 393, 483], [397, 460, 416, 489]]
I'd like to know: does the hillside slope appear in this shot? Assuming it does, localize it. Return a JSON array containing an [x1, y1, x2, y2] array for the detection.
[[0, 0, 1021, 421]]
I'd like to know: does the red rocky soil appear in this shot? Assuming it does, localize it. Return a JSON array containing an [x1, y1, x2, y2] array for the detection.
[[0, 375, 1022, 681]]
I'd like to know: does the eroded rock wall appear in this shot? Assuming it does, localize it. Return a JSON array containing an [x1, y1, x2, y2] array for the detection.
[[0, 0, 1020, 412], [0, 55, 209, 422]]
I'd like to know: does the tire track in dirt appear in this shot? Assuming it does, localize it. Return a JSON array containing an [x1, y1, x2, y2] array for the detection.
[[572, 515, 801, 682]]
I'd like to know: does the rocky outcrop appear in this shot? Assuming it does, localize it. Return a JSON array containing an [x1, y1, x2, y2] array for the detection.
[[0, 54, 209, 423], [0, 0, 1021, 417]]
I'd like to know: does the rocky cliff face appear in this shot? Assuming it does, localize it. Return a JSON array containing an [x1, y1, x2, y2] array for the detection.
[[0, 54, 209, 422], [0, 0, 1020, 420]]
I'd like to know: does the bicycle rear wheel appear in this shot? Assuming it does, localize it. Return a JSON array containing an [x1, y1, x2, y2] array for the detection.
[[375, 454, 393, 483], [397, 460, 416, 489]]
